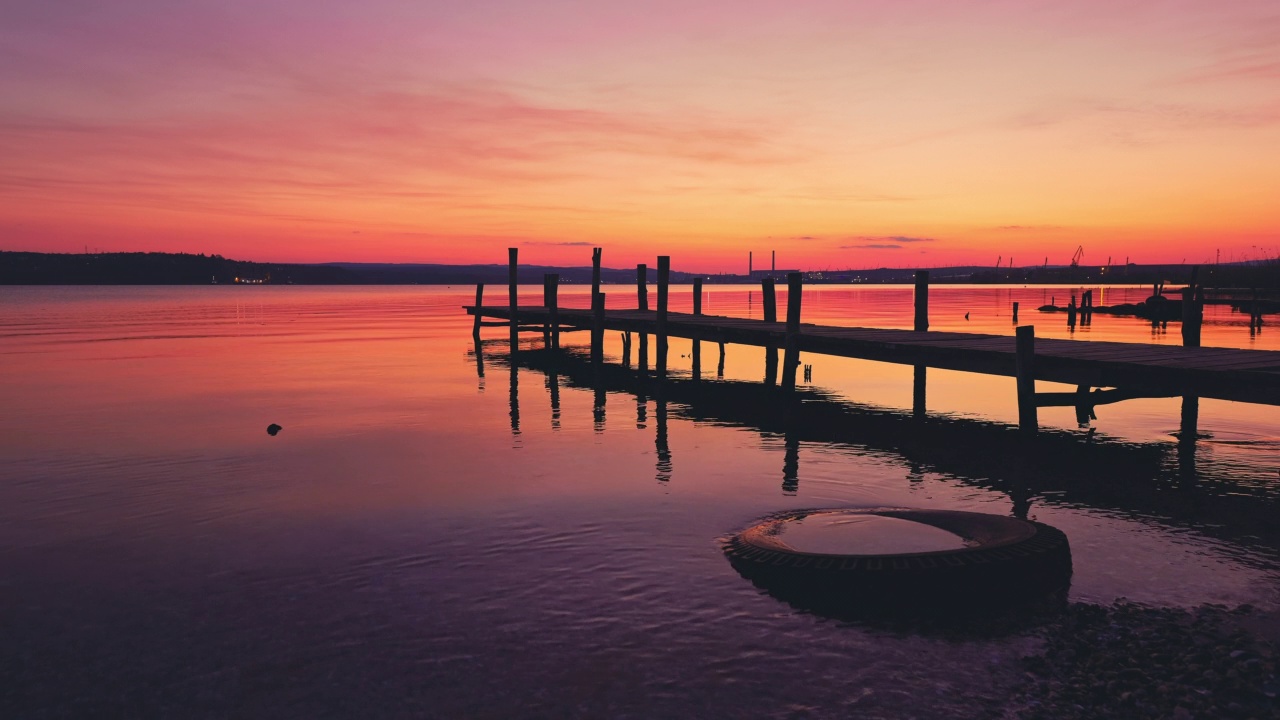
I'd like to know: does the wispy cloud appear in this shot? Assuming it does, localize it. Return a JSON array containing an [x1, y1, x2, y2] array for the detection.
[[849, 235, 936, 244], [522, 240, 594, 247], [843, 243, 905, 249]]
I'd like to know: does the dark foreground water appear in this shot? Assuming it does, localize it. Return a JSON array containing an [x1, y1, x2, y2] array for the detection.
[[2, 285, 1277, 718]]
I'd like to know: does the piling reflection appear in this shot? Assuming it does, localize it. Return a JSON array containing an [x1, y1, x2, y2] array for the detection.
[[912, 365, 926, 418], [655, 392, 671, 483], [479, 345, 1280, 554], [508, 355, 520, 438], [548, 362, 561, 431]]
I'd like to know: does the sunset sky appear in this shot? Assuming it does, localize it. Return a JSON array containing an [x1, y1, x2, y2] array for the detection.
[[2, 0, 1278, 271]]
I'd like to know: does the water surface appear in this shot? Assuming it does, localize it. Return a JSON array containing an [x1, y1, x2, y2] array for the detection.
[[2, 285, 1277, 718]]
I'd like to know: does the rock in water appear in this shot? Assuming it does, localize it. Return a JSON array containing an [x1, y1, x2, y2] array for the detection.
[[267, 423, 282, 436]]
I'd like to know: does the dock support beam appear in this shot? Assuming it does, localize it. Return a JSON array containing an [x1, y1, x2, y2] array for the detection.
[[542, 274, 554, 346], [1181, 286, 1202, 348], [914, 270, 929, 332], [692, 278, 702, 381], [762, 278, 777, 323], [508, 248, 518, 348], [591, 247, 602, 303], [591, 291, 605, 365], [472, 283, 484, 340], [1015, 325, 1038, 434], [914, 271, 929, 415], [547, 273, 559, 350], [763, 277, 778, 386], [637, 264, 649, 371], [657, 256, 669, 378], [781, 272, 803, 391]]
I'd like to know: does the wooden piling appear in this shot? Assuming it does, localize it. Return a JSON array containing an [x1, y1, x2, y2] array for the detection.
[[637, 263, 649, 371], [692, 278, 703, 381], [911, 269, 926, 413], [762, 277, 778, 385], [914, 270, 929, 332], [592, 291, 605, 365], [547, 273, 560, 350], [508, 248, 518, 346], [472, 283, 484, 340], [622, 332, 632, 368], [542, 274, 554, 345], [781, 272, 803, 391], [657, 256, 669, 377], [718, 340, 726, 378], [1012, 301, 1019, 323], [1181, 287, 1201, 348], [591, 247, 602, 303], [1015, 325, 1038, 433]]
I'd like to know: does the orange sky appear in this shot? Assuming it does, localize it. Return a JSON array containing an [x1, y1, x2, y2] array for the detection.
[[2, 1, 1278, 272]]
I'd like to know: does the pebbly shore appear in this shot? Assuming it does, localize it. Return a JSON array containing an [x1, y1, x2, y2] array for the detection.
[[1003, 601, 1278, 719]]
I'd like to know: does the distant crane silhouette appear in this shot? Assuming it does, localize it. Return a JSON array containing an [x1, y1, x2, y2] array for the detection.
[[1070, 245, 1084, 268]]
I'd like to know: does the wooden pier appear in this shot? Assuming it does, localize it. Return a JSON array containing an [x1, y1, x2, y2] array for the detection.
[[466, 249, 1280, 433]]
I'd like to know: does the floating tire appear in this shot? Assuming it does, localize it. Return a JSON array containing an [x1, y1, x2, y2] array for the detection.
[[724, 508, 1072, 615]]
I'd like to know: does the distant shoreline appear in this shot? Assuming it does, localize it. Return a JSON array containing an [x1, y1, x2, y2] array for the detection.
[[3, 250, 1277, 288]]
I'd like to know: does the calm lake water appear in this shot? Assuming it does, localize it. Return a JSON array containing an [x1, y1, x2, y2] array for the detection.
[[2, 284, 1277, 718]]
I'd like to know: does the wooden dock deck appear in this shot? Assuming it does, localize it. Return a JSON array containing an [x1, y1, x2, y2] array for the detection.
[[465, 304, 1280, 407], [464, 249, 1278, 436]]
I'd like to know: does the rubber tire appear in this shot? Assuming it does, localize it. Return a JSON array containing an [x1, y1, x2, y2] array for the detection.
[[724, 508, 1072, 611]]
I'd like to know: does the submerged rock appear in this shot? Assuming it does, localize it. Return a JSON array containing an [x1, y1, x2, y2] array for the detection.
[[266, 423, 282, 436]]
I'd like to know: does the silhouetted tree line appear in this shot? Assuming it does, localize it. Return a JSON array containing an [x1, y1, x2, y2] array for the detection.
[[0, 252, 359, 284]]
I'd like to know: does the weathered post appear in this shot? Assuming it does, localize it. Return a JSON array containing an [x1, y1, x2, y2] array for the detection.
[[717, 341, 725, 378], [472, 283, 484, 340], [781, 272, 803, 391], [542, 273, 554, 346], [547, 273, 560, 350], [1012, 301, 1019, 324], [657, 256, 670, 377], [1015, 325, 1038, 434], [691, 277, 703, 381], [1181, 286, 1202, 348], [591, 247, 602, 303], [914, 270, 929, 332], [913, 271, 929, 410], [508, 248, 518, 347], [637, 263, 649, 372], [763, 277, 779, 385], [622, 332, 632, 367], [637, 264, 649, 310], [592, 291, 605, 365]]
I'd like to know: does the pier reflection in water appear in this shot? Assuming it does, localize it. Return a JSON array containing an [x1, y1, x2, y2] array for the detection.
[[474, 340, 1280, 559]]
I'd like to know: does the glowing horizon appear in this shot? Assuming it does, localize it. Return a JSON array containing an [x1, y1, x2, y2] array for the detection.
[[2, 1, 1278, 272]]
